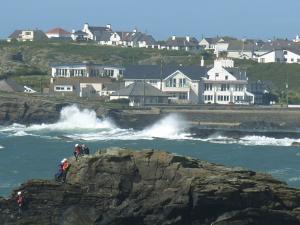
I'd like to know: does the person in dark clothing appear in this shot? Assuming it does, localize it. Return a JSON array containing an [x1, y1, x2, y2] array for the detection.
[[16, 191, 25, 214], [73, 144, 82, 161], [82, 144, 90, 155], [54, 160, 64, 182]]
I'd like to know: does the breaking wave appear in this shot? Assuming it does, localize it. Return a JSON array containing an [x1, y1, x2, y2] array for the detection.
[[0, 105, 300, 146]]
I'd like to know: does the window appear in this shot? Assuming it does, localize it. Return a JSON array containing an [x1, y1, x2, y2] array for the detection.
[[205, 83, 212, 91], [179, 92, 187, 99], [179, 78, 186, 87], [291, 58, 294, 62], [119, 70, 124, 75], [221, 84, 229, 91], [235, 84, 243, 91], [260, 58, 265, 63], [283, 50, 288, 55], [215, 73, 219, 77], [172, 78, 176, 87], [225, 76, 228, 80], [104, 69, 114, 77]]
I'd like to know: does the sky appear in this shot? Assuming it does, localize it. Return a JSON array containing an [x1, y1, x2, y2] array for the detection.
[[1, 0, 300, 40]]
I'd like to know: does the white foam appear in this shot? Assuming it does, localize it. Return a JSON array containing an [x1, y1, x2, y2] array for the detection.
[[198, 135, 300, 147], [0, 145, 4, 149], [288, 177, 300, 182], [27, 105, 115, 131]]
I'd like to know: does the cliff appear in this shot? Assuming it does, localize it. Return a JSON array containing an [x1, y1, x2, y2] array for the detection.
[[1, 148, 300, 225]]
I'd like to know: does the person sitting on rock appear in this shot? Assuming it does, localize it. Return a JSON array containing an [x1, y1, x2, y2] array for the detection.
[[16, 191, 25, 214], [54, 160, 64, 182], [61, 158, 71, 183], [82, 144, 90, 155]]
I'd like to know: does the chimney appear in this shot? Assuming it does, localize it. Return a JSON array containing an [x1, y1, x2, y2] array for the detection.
[[200, 56, 205, 67], [172, 35, 176, 40], [186, 36, 190, 42], [83, 23, 89, 31], [133, 28, 137, 33], [106, 24, 112, 30]]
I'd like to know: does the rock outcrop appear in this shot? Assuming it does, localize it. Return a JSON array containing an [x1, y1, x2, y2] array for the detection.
[[1, 148, 300, 225]]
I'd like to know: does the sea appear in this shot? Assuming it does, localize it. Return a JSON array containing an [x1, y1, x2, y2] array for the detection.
[[1, 105, 300, 197]]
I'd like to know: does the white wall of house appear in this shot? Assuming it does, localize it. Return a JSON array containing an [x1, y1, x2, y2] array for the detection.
[[227, 51, 253, 59], [215, 42, 229, 54], [257, 50, 284, 63], [162, 71, 200, 104], [284, 50, 300, 64], [202, 60, 254, 104]]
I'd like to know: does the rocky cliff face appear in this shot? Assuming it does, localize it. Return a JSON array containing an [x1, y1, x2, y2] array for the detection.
[[1, 148, 300, 225]]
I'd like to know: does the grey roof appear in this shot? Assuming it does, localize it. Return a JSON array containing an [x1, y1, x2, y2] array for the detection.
[[259, 39, 294, 51], [0, 78, 24, 92], [8, 30, 22, 39], [73, 30, 87, 35], [201, 37, 219, 44], [166, 36, 199, 47], [88, 26, 111, 34], [124, 65, 209, 80], [225, 68, 247, 80], [96, 31, 113, 42], [111, 82, 168, 97]]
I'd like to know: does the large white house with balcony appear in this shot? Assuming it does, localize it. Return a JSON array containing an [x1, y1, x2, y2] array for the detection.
[[51, 62, 124, 80], [123, 60, 254, 105], [202, 59, 254, 104]]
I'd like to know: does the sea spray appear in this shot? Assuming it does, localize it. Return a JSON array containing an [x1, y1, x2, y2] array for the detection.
[[140, 114, 190, 139], [27, 105, 116, 131]]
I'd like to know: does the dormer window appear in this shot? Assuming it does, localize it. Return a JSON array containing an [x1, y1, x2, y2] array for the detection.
[[215, 73, 219, 77]]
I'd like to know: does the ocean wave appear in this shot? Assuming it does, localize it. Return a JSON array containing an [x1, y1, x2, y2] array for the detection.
[[288, 177, 300, 182]]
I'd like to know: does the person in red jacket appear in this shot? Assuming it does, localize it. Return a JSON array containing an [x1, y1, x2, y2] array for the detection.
[[61, 158, 71, 183], [16, 191, 25, 214], [73, 144, 82, 161]]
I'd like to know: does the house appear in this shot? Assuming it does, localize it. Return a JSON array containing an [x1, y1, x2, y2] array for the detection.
[[116, 29, 156, 48], [123, 65, 209, 104], [7, 29, 48, 42], [82, 23, 112, 41], [202, 59, 254, 104], [164, 36, 200, 51], [46, 28, 71, 40], [199, 37, 219, 50], [51, 62, 124, 80], [49, 77, 112, 97], [71, 30, 88, 41], [0, 78, 25, 92], [110, 82, 169, 106], [257, 48, 300, 64]]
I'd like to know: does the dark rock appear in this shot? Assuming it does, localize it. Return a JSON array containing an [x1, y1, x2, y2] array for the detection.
[[1, 148, 300, 225]]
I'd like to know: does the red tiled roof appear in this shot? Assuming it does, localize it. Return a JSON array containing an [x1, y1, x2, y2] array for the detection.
[[46, 28, 71, 35]]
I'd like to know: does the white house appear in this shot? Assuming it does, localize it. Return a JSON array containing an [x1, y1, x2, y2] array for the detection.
[[51, 62, 124, 80], [199, 38, 219, 50], [257, 49, 300, 64], [82, 23, 112, 41], [202, 59, 254, 104]]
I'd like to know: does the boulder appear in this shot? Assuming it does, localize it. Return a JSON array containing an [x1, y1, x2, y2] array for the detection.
[[1, 148, 300, 225]]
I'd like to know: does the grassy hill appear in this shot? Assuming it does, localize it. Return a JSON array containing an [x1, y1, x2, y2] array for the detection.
[[1, 40, 300, 102]]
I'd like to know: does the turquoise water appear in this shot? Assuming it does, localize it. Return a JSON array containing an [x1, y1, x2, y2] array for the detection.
[[1, 105, 300, 197]]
